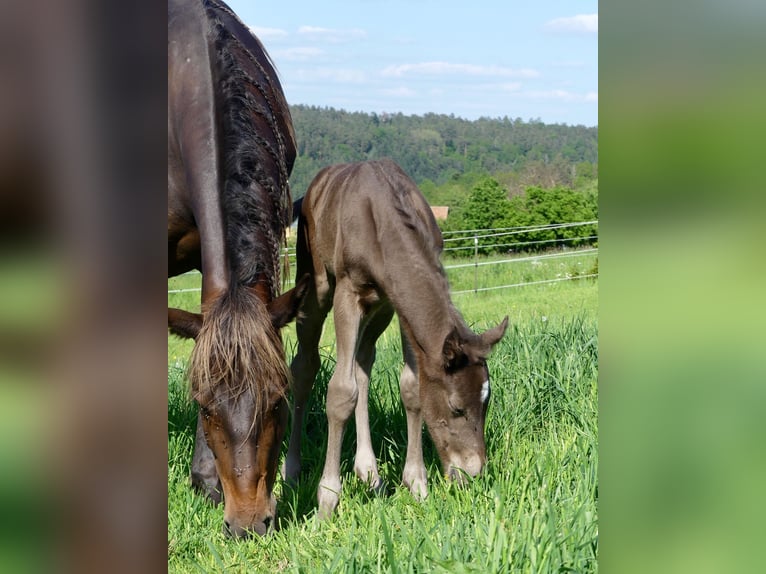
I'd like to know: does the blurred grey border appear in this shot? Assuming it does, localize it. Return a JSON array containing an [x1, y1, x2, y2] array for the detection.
[[2, 0, 764, 572], [0, 1, 166, 573], [601, 2, 765, 573]]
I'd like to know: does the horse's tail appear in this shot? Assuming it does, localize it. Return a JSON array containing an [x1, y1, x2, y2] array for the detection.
[[206, 0, 294, 293], [188, 3, 295, 408]]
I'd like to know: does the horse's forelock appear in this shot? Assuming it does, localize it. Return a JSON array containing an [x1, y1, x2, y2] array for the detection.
[[189, 287, 288, 427]]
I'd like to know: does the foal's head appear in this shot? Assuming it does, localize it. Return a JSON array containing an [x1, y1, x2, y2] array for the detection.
[[421, 317, 509, 482]]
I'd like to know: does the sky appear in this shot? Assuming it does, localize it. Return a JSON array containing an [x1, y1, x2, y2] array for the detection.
[[224, 0, 597, 126]]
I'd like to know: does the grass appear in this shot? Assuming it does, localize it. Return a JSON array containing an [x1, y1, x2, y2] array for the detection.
[[168, 254, 598, 573]]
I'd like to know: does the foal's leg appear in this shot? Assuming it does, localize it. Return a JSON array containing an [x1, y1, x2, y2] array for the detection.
[[400, 332, 428, 500], [317, 280, 362, 519], [284, 278, 331, 483], [352, 305, 394, 491]]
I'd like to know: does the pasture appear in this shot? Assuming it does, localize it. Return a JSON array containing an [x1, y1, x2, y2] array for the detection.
[[168, 250, 598, 572]]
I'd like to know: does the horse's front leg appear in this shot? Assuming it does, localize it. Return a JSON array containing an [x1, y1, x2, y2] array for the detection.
[[317, 280, 362, 519], [190, 410, 222, 504]]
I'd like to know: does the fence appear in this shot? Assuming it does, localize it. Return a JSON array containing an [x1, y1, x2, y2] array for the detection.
[[168, 220, 598, 296]]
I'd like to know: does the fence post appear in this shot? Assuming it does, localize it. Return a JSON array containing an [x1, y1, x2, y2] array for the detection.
[[474, 235, 479, 293]]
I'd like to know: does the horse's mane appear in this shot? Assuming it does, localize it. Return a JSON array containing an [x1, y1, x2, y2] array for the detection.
[[204, 0, 294, 295]]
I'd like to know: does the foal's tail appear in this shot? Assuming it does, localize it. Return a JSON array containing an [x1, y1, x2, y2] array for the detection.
[[281, 196, 304, 291], [291, 196, 304, 224]]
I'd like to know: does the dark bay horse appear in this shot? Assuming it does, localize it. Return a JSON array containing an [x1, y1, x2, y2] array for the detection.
[[168, 0, 306, 537], [285, 159, 508, 518]]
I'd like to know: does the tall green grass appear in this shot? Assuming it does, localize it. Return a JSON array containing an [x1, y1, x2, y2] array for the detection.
[[168, 276, 597, 572]]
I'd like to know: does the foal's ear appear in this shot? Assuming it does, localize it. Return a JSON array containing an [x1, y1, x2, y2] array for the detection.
[[168, 308, 203, 340], [268, 273, 312, 329], [480, 316, 509, 349], [442, 327, 468, 371]]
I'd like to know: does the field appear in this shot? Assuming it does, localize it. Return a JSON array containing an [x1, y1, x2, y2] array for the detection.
[[168, 250, 598, 572]]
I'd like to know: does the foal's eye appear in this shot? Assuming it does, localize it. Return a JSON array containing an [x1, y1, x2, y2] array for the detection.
[[450, 406, 466, 418]]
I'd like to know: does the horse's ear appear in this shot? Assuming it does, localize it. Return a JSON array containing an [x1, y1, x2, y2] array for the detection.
[[480, 316, 509, 349], [268, 273, 311, 329], [168, 308, 203, 340], [442, 327, 468, 371]]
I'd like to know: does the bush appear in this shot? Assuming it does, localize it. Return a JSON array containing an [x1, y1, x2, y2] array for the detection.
[[443, 179, 598, 256]]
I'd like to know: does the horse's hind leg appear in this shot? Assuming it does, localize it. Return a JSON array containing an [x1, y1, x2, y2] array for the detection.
[[318, 279, 362, 519], [400, 332, 428, 500], [352, 305, 394, 492], [190, 411, 222, 504]]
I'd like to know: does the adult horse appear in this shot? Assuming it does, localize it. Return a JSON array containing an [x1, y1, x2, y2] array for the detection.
[[285, 159, 508, 518], [168, 0, 306, 538]]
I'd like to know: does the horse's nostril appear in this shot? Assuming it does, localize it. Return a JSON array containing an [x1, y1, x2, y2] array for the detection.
[[263, 516, 272, 530]]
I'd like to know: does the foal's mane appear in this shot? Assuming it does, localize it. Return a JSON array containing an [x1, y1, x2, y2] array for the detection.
[[367, 160, 471, 338]]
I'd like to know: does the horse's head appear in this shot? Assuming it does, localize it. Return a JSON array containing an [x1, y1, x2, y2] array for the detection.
[[188, 276, 310, 538], [196, 384, 287, 538], [421, 317, 508, 483]]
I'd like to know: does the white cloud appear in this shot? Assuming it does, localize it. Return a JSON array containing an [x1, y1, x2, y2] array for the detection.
[[273, 47, 324, 62], [380, 62, 539, 79], [545, 14, 598, 34], [551, 60, 586, 69], [248, 26, 288, 40], [293, 67, 367, 83], [382, 86, 417, 98], [519, 89, 598, 103], [297, 26, 367, 43], [499, 82, 523, 92]]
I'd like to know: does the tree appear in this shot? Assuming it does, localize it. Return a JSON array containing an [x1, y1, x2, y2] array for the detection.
[[462, 177, 511, 231]]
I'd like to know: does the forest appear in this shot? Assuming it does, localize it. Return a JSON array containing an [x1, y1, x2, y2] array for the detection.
[[288, 105, 598, 252]]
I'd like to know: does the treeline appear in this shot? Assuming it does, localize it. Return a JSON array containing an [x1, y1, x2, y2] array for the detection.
[[288, 105, 598, 255], [288, 105, 598, 199]]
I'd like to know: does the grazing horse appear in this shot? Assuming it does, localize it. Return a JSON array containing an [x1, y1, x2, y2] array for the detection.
[[168, 0, 306, 538], [285, 159, 508, 518]]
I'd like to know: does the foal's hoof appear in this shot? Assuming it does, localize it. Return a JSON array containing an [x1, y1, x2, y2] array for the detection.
[[370, 477, 387, 496], [403, 478, 428, 502], [317, 482, 341, 520]]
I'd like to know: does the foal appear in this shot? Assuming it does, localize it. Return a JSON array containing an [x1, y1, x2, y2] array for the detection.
[[285, 159, 508, 518]]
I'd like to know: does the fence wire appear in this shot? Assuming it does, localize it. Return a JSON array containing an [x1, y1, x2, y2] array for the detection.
[[169, 221, 598, 296]]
